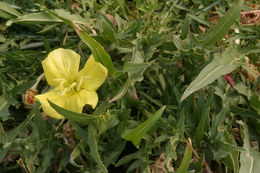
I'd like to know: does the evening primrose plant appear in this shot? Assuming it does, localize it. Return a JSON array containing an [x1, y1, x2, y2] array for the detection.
[[35, 48, 108, 119]]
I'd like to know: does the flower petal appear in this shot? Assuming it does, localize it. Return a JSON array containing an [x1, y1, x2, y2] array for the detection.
[[42, 48, 80, 87], [35, 88, 98, 119], [78, 55, 108, 91], [35, 89, 66, 119], [78, 89, 98, 109]]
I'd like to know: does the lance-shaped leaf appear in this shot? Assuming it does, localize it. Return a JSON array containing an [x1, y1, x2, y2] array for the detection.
[[108, 78, 130, 103], [122, 106, 166, 148], [75, 28, 116, 75], [176, 139, 193, 173], [180, 47, 244, 102], [71, 123, 107, 172], [199, 0, 244, 46], [6, 9, 89, 26], [88, 126, 108, 172], [48, 100, 101, 125], [0, 1, 21, 19], [238, 121, 260, 173]]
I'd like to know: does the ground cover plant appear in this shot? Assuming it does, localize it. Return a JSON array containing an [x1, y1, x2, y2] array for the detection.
[[0, 0, 260, 172]]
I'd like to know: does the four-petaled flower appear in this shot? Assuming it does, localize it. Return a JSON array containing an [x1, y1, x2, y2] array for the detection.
[[35, 48, 108, 119]]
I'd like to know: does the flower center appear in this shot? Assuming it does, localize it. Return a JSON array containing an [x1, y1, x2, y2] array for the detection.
[[55, 76, 90, 96]]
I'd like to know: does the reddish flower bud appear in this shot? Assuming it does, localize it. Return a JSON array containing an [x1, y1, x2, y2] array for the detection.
[[222, 74, 235, 87]]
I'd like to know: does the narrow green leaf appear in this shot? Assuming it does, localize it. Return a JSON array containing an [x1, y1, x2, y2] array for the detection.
[[116, 152, 142, 167], [188, 14, 212, 27], [180, 15, 190, 39], [199, 0, 244, 46], [249, 95, 260, 114], [6, 9, 89, 26], [88, 126, 108, 172], [70, 146, 84, 169], [38, 23, 59, 33], [0, 2, 21, 19], [0, 116, 27, 162], [11, 80, 36, 95], [122, 106, 166, 148], [0, 95, 10, 121], [194, 106, 209, 145], [223, 131, 239, 173], [122, 62, 150, 73], [108, 78, 130, 103], [48, 100, 100, 125], [231, 106, 260, 119], [209, 106, 227, 139], [238, 121, 260, 173], [102, 21, 119, 45], [71, 123, 107, 171], [180, 47, 243, 102], [99, 13, 118, 44], [176, 139, 193, 173], [76, 30, 116, 75], [103, 141, 126, 166]]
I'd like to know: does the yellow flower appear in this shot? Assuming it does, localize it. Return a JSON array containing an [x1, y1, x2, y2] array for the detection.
[[35, 48, 108, 119]]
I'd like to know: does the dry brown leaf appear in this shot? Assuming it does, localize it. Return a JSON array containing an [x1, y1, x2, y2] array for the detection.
[[106, 14, 117, 28], [70, 0, 81, 13], [149, 153, 174, 173], [241, 10, 260, 25], [63, 121, 75, 149]]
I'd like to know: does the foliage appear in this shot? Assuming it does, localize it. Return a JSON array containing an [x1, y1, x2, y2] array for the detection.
[[0, 0, 260, 172]]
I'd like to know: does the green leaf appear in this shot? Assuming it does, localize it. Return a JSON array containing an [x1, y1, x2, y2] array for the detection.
[[88, 126, 108, 172], [180, 15, 190, 39], [194, 94, 210, 145], [122, 62, 150, 73], [0, 113, 28, 162], [70, 146, 84, 169], [0, 95, 10, 121], [199, 0, 244, 46], [71, 123, 107, 172], [122, 106, 166, 148], [176, 139, 193, 173], [48, 100, 100, 125], [99, 13, 118, 45], [209, 106, 227, 139], [116, 152, 142, 167], [6, 9, 89, 26], [238, 121, 260, 173], [103, 141, 126, 166], [188, 14, 212, 27], [11, 80, 36, 95], [39, 141, 55, 173], [249, 95, 260, 114], [108, 78, 130, 103], [180, 47, 244, 102], [231, 106, 260, 119], [0, 2, 21, 19], [38, 23, 59, 33], [76, 29, 116, 75], [223, 131, 239, 173]]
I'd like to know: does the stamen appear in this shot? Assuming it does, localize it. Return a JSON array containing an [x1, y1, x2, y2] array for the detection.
[[53, 78, 67, 92], [60, 88, 68, 96], [68, 82, 77, 92], [53, 78, 67, 82], [77, 76, 91, 90]]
